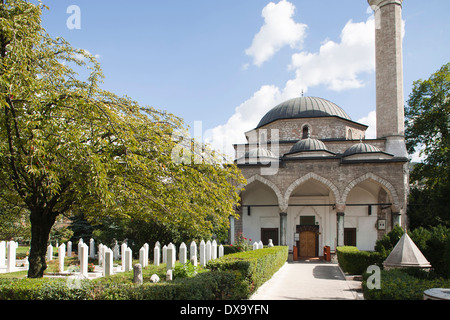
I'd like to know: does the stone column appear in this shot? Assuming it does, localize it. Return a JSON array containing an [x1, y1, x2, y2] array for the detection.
[[279, 212, 287, 246], [336, 212, 345, 247]]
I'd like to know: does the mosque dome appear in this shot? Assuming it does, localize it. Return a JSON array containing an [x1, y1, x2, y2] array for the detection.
[[290, 137, 328, 154], [257, 96, 351, 128], [343, 143, 381, 156], [244, 147, 278, 159]]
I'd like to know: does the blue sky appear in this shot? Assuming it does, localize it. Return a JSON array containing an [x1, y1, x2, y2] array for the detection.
[[39, 0, 450, 159]]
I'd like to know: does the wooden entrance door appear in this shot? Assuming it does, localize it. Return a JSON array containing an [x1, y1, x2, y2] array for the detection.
[[299, 231, 316, 257]]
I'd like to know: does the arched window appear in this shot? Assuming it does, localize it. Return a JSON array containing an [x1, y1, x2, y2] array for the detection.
[[348, 129, 353, 140], [302, 125, 310, 139]]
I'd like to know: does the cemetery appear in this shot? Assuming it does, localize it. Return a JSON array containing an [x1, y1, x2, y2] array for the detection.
[[0, 236, 289, 300]]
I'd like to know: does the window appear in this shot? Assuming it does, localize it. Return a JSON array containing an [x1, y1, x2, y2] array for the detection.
[[300, 216, 315, 226], [302, 125, 310, 139], [344, 228, 357, 246]]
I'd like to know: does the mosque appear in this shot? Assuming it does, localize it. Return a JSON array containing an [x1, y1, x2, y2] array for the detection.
[[229, 0, 409, 259]]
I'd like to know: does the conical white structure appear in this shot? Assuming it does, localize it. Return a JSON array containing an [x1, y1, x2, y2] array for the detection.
[[383, 233, 431, 268]]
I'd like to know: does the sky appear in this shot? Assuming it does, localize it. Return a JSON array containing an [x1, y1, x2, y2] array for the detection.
[[38, 0, 450, 160]]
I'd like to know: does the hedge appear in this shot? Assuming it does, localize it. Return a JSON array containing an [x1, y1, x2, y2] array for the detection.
[[0, 246, 288, 300], [362, 268, 450, 300], [336, 246, 384, 275], [206, 246, 288, 294]]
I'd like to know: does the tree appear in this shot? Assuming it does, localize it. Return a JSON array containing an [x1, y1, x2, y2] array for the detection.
[[405, 62, 450, 228], [0, 1, 245, 278]]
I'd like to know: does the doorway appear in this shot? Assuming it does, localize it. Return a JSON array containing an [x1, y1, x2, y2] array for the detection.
[[296, 225, 319, 258]]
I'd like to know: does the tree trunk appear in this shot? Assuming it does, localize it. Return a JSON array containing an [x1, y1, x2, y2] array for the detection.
[[27, 209, 56, 278]]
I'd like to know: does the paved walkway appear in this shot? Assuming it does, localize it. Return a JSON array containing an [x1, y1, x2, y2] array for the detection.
[[250, 260, 363, 300]]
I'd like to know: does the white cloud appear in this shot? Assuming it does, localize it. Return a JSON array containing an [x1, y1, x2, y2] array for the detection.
[[286, 18, 375, 93], [206, 8, 378, 159], [204, 85, 283, 159], [245, 0, 307, 67], [357, 110, 377, 139]]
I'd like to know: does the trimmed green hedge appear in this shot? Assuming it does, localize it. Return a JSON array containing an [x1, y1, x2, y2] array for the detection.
[[362, 268, 450, 300], [336, 246, 384, 275], [207, 246, 288, 294], [0, 246, 288, 300]]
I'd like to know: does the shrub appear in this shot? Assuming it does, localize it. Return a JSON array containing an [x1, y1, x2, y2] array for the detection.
[[207, 246, 288, 294], [337, 246, 384, 275], [362, 268, 450, 300]]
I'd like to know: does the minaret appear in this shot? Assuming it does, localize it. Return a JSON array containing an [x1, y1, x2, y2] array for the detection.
[[368, 0, 408, 158]]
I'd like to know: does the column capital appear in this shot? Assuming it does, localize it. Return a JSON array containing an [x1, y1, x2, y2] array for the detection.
[[279, 212, 287, 217], [335, 203, 346, 212], [368, 0, 403, 11], [336, 212, 345, 217]]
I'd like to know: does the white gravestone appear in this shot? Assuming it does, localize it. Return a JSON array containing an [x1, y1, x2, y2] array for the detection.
[[139, 247, 145, 267], [219, 244, 224, 258], [190, 241, 197, 263], [124, 248, 132, 272], [162, 245, 167, 264], [67, 241, 72, 257], [47, 244, 53, 261], [179, 242, 187, 265], [121, 243, 127, 271], [199, 240, 206, 267], [7, 241, 17, 272], [143, 243, 149, 267], [212, 240, 217, 260], [166, 243, 175, 271], [206, 240, 211, 263], [154, 245, 160, 266], [1, 241, 6, 268], [89, 238, 95, 259], [58, 243, 65, 273], [80, 243, 89, 278], [103, 249, 113, 276]]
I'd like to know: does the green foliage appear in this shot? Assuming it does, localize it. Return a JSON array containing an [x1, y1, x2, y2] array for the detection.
[[207, 246, 288, 294], [405, 62, 450, 228], [0, 247, 288, 300], [363, 269, 450, 300], [336, 246, 385, 275], [0, 0, 245, 277], [374, 225, 404, 255]]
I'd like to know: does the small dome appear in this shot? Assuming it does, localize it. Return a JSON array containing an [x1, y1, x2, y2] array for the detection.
[[344, 143, 381, 156], [290, 137, 328, 154], [245, 147, 278, 158], [257, 96, 351, 128]]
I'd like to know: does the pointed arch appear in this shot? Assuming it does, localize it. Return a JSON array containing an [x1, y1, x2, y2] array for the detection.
[[239, 175, 284, 210], [284, 173, 341, 205], [342, 172, 400, 207]]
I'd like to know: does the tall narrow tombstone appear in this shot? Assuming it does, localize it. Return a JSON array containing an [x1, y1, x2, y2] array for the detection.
[[219, 245, 224, 258], [113, 241, 119, 260], [6, 241, 17, 273], [121, 243, 127, 271], [1, 241, 6, 268], [80, 243, 89, 278], [206, 240, 211, 263], [166, 243, 175, 271], [103, 249, 113, 276], [58, 243, 65, 273], [199, 240, 206, 267], [190, 241, 197, 263], [78, 238, 83, 261], [89, 238, 95, 259], [258, 241, 263, 249], [143, 243, 149, 267], [139, 247, 145, 267], [162, 245, 167, 264], [98, 244, 104, 266], [211, 240, 217, 260], [47, 244, 53, 261], [154, 245, 160, 266], [179, 242, 187, 265], [124, 248, 132, 272], [67, 241, 72, 257]]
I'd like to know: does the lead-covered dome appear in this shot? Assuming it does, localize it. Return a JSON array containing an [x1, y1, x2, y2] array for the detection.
[[257, 96, 351, 128], [290, 137, 328, 154], [343, 143, 381, 156], [244, 147, 278, 159]]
